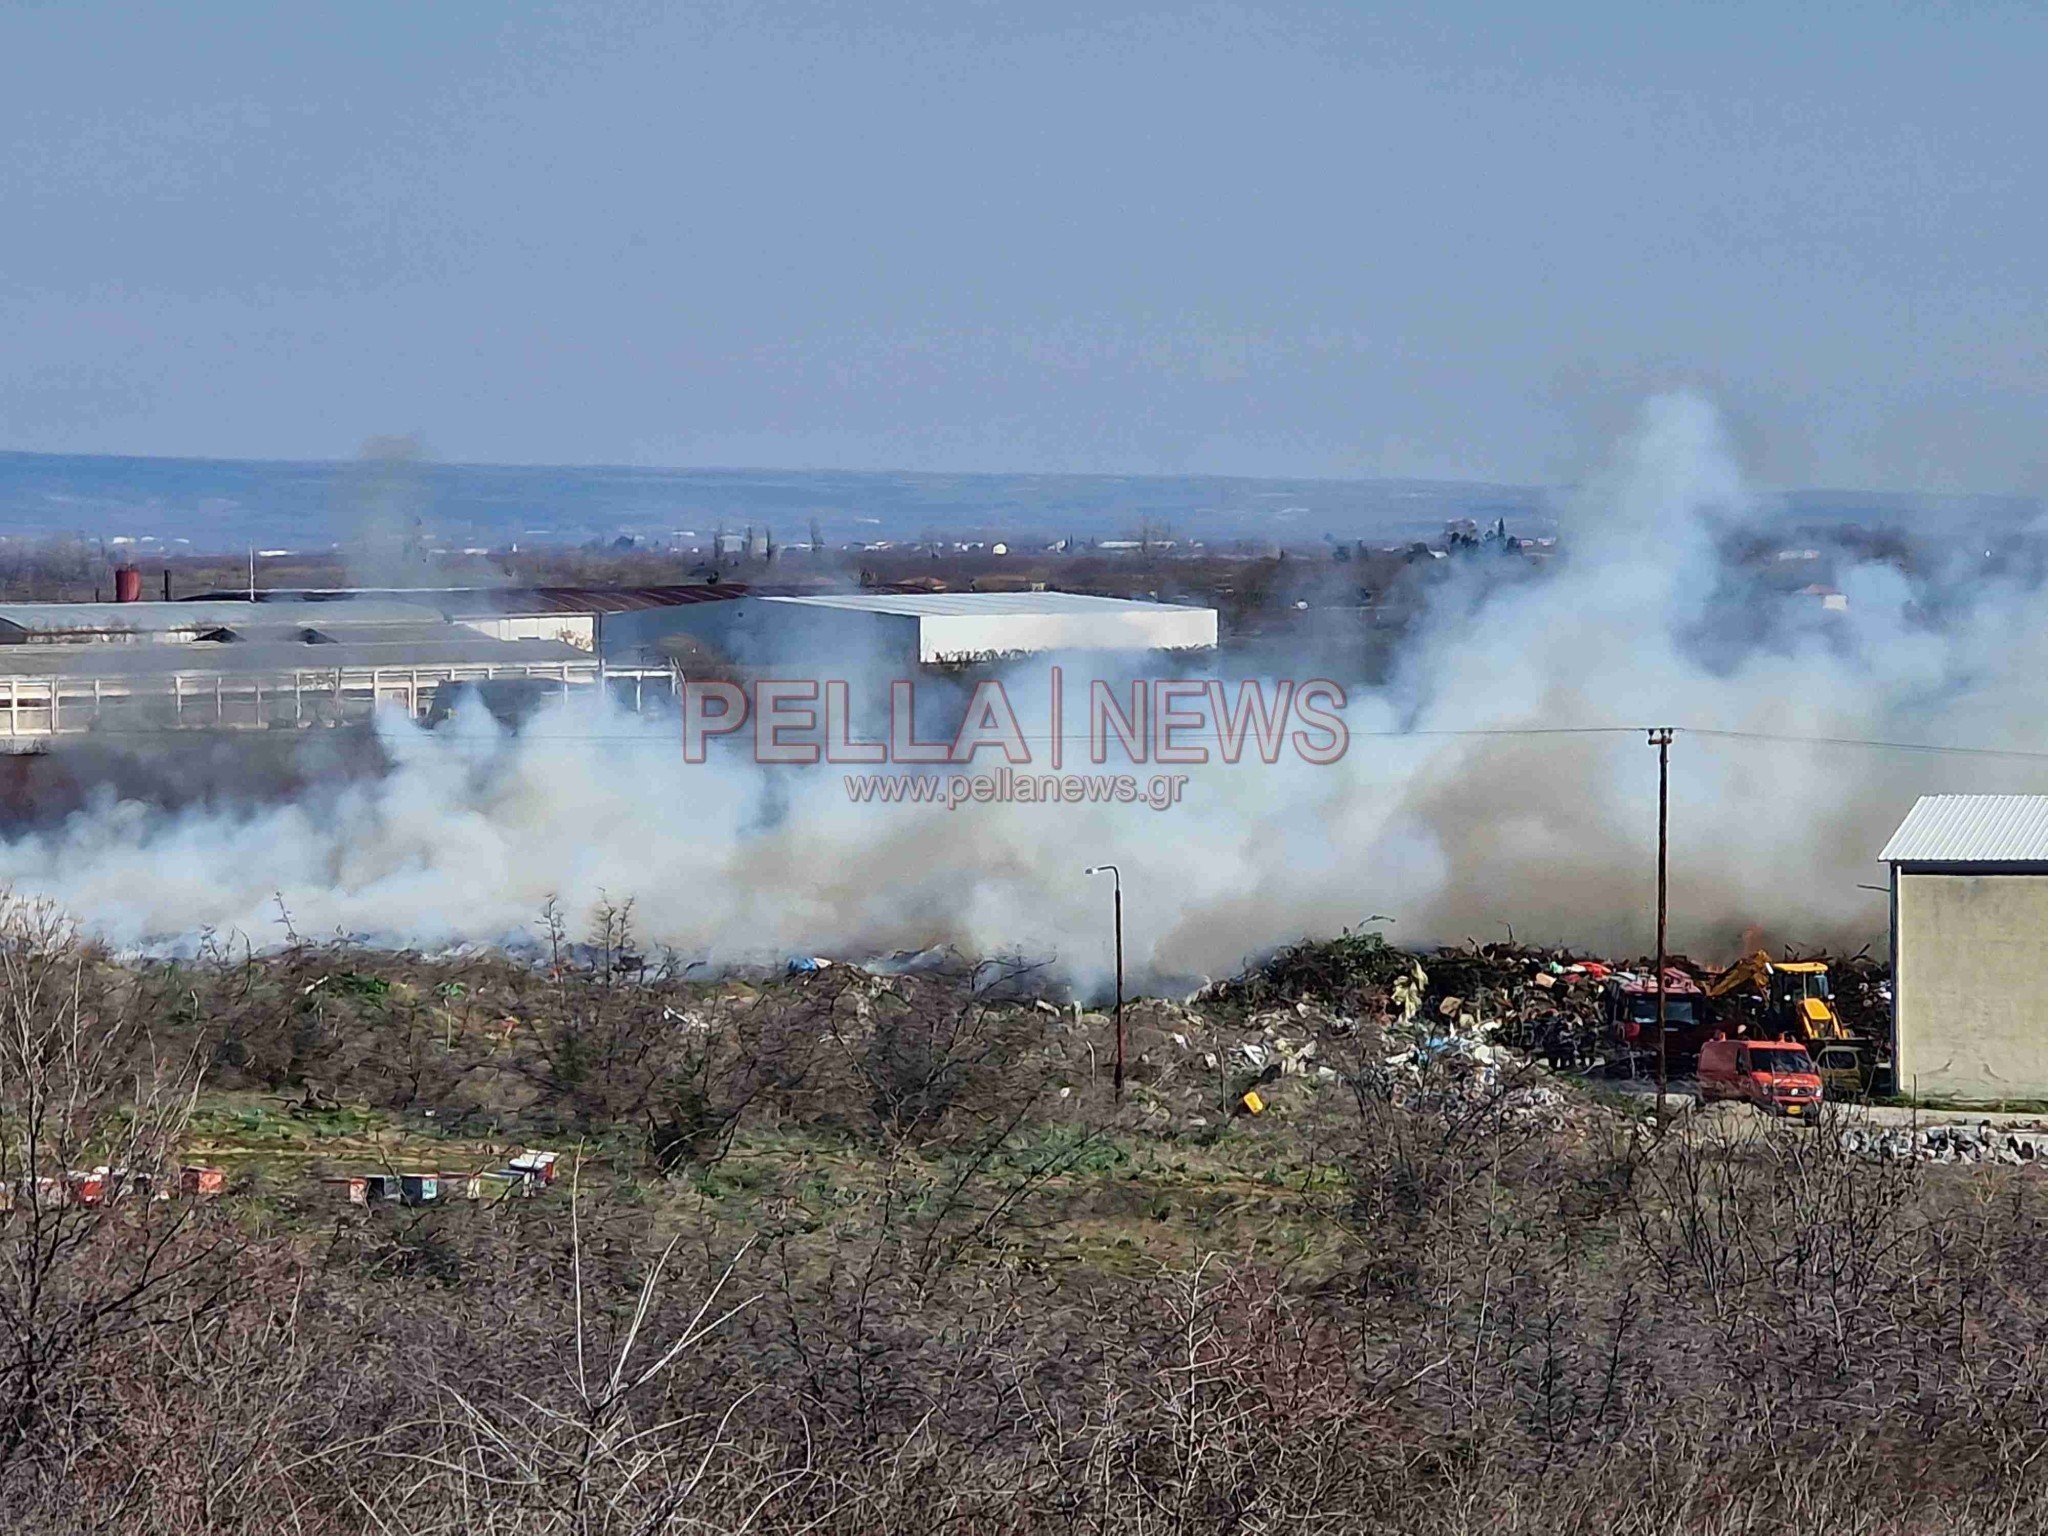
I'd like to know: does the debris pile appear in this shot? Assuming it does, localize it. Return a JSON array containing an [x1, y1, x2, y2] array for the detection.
[[1829, 953, 1893, 1046], [1840, 1123, 2048, 1166], [1420, 944, 1617, 1069], [1496, 1082, 1571, 1126], [1211, 932, 1635, 1070], [1186, 933, 1630, 1135], [1235, 1022, 1331, 1080], [1202, 927, 1418, 1018], [1212, 928, 1900, 1081]]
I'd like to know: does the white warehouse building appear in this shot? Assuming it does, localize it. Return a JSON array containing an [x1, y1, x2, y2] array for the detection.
[[1883, 795, 2048, 1101], [0, 597, 672, 748], [644, 591, 1218, 669]]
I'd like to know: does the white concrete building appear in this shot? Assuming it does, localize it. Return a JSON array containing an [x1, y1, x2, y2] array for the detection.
[[0, 598, 672, 747], [1882, 795, 2048, 1101], [217, 586, 1219, 668]]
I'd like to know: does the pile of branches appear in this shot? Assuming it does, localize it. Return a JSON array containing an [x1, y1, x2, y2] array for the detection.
[[1205, 927, 1419, 1019], [1829, 950, 1893, 1044]]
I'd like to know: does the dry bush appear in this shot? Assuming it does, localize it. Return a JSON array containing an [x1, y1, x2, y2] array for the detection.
[[147, 910, 1065, 1171], [0, 896, 239, 1481], [13, 1112, 2048, 1534], [16, 920, 2048, 1532]]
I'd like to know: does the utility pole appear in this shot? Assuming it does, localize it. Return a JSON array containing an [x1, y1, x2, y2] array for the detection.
[[1649, 727, 1674, 1120], [1085, 864, 1125, 1102]]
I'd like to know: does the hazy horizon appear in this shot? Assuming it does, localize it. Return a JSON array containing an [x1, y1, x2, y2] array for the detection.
[[2, 441, 2034, 554], [3, 2, 2041, 495], [0, 445, 1560, 550], [7, 440, 2039, 506]]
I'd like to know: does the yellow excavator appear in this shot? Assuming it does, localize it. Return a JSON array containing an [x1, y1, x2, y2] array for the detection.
[[1705, 952, 1873, 1096]]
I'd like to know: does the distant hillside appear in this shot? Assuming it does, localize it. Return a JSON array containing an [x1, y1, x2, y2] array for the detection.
[[0, 449, 1553, 554]]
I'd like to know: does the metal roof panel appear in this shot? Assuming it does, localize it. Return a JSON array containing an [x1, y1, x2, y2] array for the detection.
[[1880, 795, 2048, 863], [0, 599, 446, 633], [755, 591, 1204, 618], [0, 637, 592, 679]]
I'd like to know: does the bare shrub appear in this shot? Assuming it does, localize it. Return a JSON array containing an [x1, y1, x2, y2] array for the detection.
[[0, 896, 237, 1477], [11, 923, 2048, 1533]]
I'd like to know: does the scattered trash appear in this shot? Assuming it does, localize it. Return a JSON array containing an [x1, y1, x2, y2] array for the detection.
[[179, 1165, 226, 1197], [65, 1168, 108, 1206], [508, 1149, 561, 1185]]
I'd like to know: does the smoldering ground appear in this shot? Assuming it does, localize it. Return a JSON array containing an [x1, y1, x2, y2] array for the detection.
[[0, 394, 2042, 984]]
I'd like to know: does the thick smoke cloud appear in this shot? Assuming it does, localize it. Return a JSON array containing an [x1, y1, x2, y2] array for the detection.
[[1, 394, 2043, 983]]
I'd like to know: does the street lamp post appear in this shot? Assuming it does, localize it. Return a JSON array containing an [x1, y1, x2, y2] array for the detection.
[[1085, 864, 1125, 1102], [1648, 727, 1673, 1121]]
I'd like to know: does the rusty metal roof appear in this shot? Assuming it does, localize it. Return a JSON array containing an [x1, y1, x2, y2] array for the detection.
[[185, 585, 753, 615], [467, 585, 749, 614], [184, 582, 967, 620]]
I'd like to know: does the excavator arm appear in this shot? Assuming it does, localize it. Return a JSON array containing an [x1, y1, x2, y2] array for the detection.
[[1705, 949, 1775, 1000], [1709, 949, 1852, 1043]]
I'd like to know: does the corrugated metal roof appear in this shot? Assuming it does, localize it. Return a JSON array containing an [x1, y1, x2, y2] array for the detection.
[[186, 582, 1024, 617], [1880, 795, 2048, 863], [189, 586, 752, 615], [184, 621, 495, 647], [0, 637, 591, 679], [369, 585, 747, 615], [0, 600, 445, 634], [756, 591, 1204, 618]]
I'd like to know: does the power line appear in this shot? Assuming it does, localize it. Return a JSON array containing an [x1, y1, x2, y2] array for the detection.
[[1685, 727, 2048, 763], [0, 723, 1664, 748], [9, 719, 2048, 763]]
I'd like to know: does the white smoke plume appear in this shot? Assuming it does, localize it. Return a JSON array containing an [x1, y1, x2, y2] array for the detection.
[[3, 393, 2044, 983]]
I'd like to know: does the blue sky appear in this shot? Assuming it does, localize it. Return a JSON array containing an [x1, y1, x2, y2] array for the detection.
[[0, 0, 2040, 491]]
